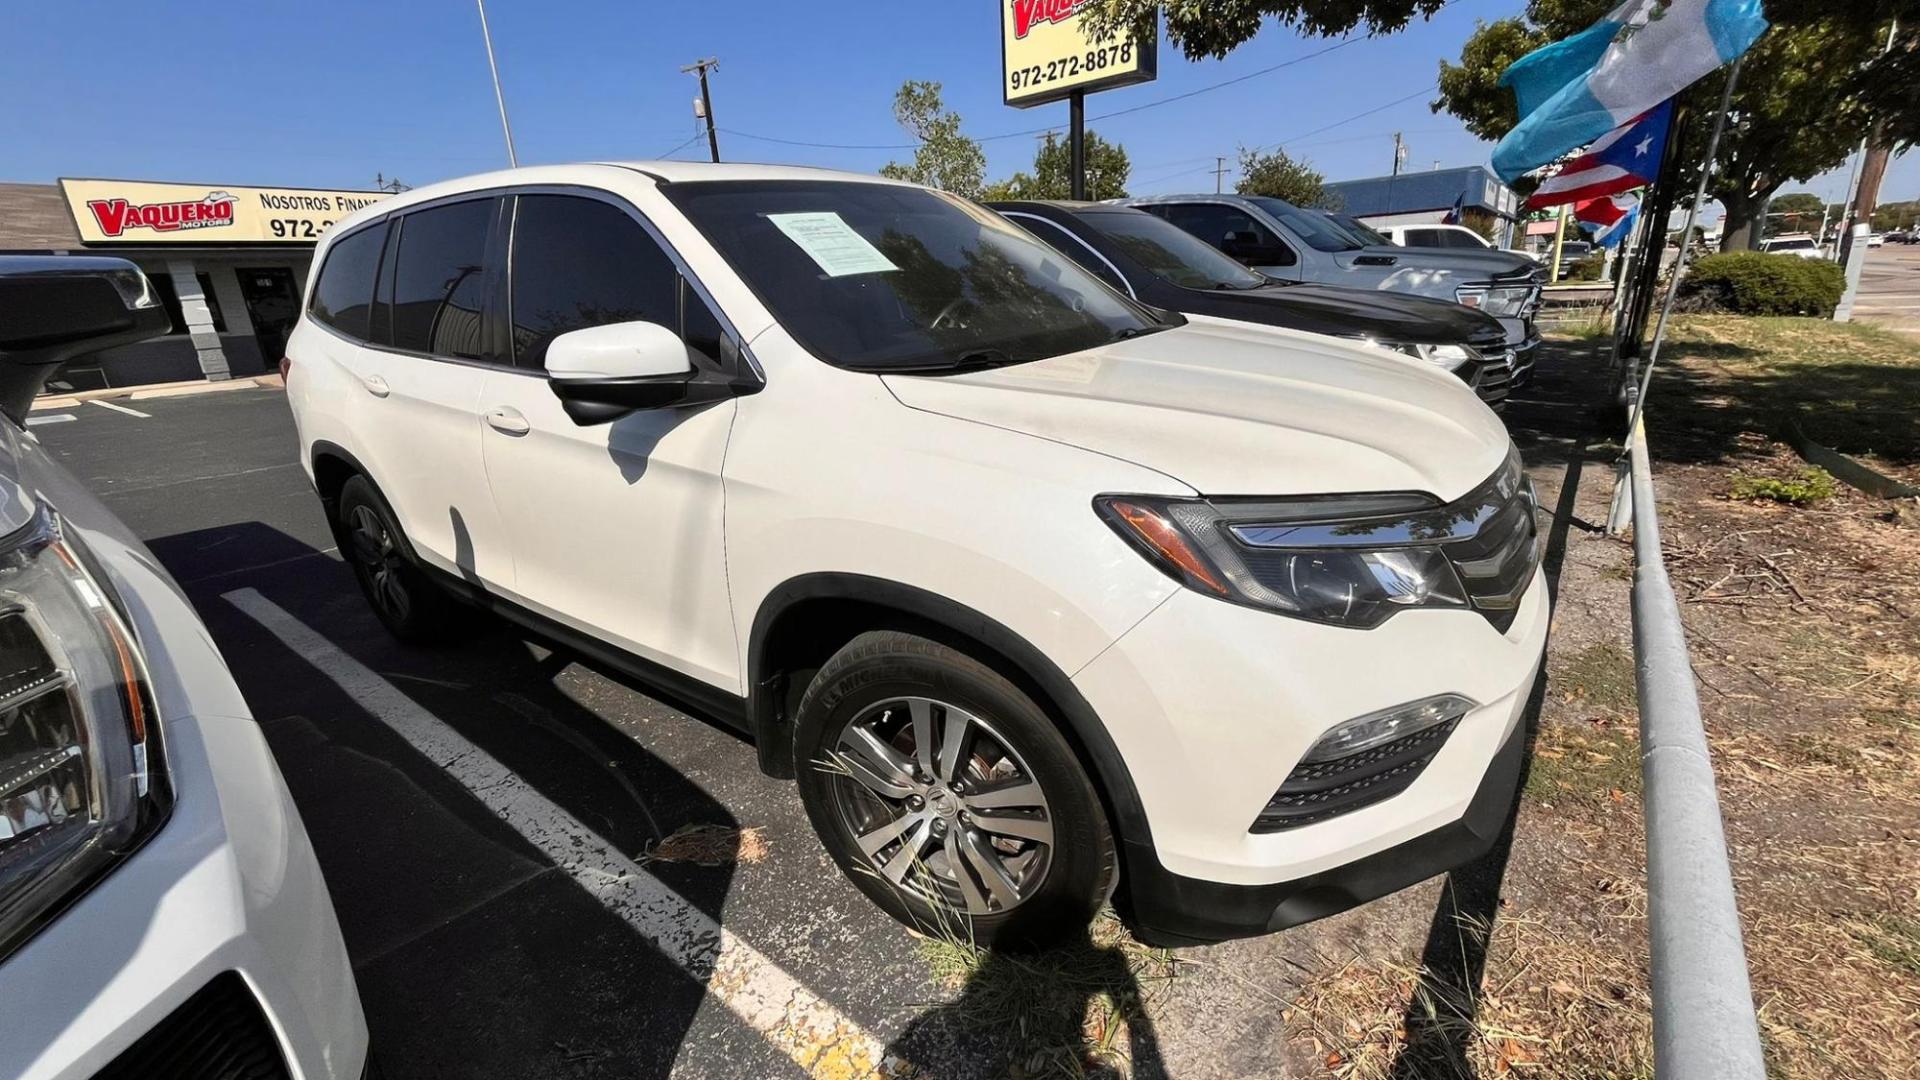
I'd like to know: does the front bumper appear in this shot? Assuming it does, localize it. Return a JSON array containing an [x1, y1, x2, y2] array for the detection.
[[1073, 564, 1549, 943], [0, 524, 366, 1079]]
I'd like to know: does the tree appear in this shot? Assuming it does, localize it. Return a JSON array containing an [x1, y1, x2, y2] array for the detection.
[[982, 131, 1132, 201], [1234, 146, 1333, 207], [878, 81, 986, 197], [1765, 192, 1824, 237], [1084, 1, 1448, 60], [1434, 2, 1891, 252]]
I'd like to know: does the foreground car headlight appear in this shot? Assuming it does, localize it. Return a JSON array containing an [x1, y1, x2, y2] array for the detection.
[[1455, 285, 1532, 319], [1384, 342, 1478, 372], [1097, 492, 1473, 629], [0, 505, 165, 959]]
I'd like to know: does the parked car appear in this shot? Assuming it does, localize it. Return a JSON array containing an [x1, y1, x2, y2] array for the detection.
[[1377, 223, 1494, 252], [1126, 193, 1543, 380], [1865, 232, 1885, 248], [992, 200, 1526, 406], [1886, 229, 1915, 244], [1551, 240, 1595, 277], [0, 257, 368, 1078], [286, 163, 1548, 947], [1760, 233, 1827, 259]]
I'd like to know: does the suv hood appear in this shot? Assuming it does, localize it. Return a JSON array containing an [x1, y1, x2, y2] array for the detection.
[[881, 316, 1510, 499], [1191, 282, 1508, 347], [1337, 244, 1541, 282]]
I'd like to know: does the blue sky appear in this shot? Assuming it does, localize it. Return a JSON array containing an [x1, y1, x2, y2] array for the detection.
[[2, 0, 1910, 215]]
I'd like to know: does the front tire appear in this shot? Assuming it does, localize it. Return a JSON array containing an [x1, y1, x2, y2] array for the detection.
[[793, 630, 1115, 948], [335, 475, 464, 644]]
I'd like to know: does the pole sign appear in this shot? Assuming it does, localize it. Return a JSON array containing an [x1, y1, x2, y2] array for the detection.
[[59, 179, 390, 245], [1001, 1, 1157, 109]]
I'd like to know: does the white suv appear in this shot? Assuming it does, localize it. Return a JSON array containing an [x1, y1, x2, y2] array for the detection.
[[285, 163, 1549, 946]]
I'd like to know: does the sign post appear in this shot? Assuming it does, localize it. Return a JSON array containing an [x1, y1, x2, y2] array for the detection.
[[1000, 2, 1156, 199]]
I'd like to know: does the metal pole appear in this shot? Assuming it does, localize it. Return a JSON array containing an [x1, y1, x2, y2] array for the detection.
[[1625, 418, 1767, 1080], [1548, 203, 1569, 284], [474, 0, 517, 167], [1069, 91, 1086, 200], [1622, 54, 1744, 447], [697, 66, 720, 163], [1214, 156, 1226, 194]]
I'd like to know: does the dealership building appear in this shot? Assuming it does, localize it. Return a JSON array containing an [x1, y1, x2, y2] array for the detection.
[[1323, 166, 1522, 245], [0, 178, 388, 391]]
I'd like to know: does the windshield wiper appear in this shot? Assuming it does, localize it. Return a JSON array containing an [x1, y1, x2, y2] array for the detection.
[[886, 349, 1025, 375]]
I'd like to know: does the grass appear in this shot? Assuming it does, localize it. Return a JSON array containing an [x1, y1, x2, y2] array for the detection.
[[1558, 642, 1637, 716], [1727, 467, 1838, 506], [1846, 915, 1920, 979]]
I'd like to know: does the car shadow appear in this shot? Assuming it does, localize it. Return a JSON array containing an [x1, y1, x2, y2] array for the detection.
[[148, 521, 757, 1080]]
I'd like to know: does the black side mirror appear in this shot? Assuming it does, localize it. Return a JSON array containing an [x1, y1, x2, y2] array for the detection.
[[543, 320, 758, 426], [0, 256, 172, 423]]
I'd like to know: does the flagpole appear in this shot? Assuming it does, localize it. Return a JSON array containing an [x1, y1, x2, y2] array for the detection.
[[1621, 54, 1744, 447]]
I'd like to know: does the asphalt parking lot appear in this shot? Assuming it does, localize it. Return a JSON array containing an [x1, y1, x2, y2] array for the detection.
[[26, 362, 1594, 1079], [1851, 242, 1920, 335]]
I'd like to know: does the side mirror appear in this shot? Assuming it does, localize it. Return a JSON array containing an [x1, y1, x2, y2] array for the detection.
[[545, 320, 748, 425], [0, 256, 172, 423]]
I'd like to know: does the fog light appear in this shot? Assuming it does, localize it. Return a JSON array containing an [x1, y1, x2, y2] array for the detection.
[[1300, 693, 1476, 765]]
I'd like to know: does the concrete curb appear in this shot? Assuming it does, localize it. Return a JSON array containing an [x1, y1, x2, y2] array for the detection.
[[34, 375, 283, 410]]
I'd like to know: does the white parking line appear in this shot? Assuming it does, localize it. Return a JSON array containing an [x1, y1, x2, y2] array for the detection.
[[222, 588, 914, 1079], [25, 414, 75, 426], [88, 399, 151, 418]]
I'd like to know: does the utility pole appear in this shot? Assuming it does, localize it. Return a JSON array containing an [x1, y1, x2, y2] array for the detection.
[[374, 173, 410, 194], [1392, 132, 1405, 176], [1838, 18, 1899, 268], [473, 0, 517, 167], [682, 57, 721, 163], [1214, 156, 1228, 194]]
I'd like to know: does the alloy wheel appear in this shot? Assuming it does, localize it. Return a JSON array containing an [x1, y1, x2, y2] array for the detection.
[[826, 696, 1053, 916], [346, 504, 411, 623]]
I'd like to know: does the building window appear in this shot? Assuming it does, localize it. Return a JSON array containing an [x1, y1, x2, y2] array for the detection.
[[146, 271, 229, 334]]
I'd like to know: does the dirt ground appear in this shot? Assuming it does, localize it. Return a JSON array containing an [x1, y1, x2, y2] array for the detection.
[[914, 317, 1919, 1079]]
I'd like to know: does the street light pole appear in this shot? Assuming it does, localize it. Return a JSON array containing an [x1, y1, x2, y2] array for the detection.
[[474, 0, 518, 167]]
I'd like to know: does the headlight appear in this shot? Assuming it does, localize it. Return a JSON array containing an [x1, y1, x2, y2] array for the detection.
[[0, 505, 166, 959], [1455, 285, 1532, 318], [1099, 446, 1537, 629], [1384, 342, 1478, 372]]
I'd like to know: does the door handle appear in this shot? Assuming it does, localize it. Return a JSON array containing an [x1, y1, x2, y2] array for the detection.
[[361, 374, 390, 398], [484, 407, 531, 436]]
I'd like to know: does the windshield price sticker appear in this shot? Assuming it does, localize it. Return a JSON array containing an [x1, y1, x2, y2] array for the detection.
[[767, 212, 900, 278]]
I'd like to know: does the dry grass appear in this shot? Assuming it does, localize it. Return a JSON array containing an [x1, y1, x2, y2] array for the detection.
[[642, 823, 770, 866]]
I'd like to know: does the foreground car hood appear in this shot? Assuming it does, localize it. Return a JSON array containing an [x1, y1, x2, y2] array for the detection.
[[1344, 244, 1539, 280], [1188, 282, 1508, 347], [881, 316, 1510, 499]]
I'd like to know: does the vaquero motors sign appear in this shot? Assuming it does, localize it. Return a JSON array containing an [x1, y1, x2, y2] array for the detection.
[[59, 179, 390, 245], [86, 191, 238, 238], [1000, 0, 1156, 108]]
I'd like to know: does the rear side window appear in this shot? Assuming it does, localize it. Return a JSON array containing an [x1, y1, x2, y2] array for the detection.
[[390, 199, 493, 359], [1160, 203, 1263, 247], [1402, 229, 1441, 247], [310, 222, 386, 340], [508, 195, 679, 369]]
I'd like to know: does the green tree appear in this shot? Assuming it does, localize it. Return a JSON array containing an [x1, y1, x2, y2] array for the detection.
[[982, 131, 1131, 201], [1234, 146, 1336, 208], [1766, 192, 1824, 237], [1434, 2, 1890, 251], [1084, 0, 1448, 60], [878, 81, 986, 197]]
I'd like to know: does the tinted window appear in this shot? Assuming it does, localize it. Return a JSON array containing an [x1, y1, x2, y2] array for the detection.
[[1402, 229, 1442, 247], [311, 222, 386, 339], [1244, 197, 1364, 253], [1078, 210, 1266, 290], [391, 200, 492, 359], [1159, 203, 1264, 247], [664, 180, 1161, 373], [508, 195, 678, 369], [1435, 229, 1489, 250]]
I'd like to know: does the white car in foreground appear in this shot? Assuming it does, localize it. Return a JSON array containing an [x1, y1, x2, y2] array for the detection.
[[0, 257, 367, 1078], [286, 163, 1548, 946]]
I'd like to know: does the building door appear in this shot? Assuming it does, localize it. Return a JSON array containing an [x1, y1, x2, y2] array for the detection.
[[238, 266, 300, 365]]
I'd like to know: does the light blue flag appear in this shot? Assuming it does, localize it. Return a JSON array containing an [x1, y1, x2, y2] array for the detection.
[[1492, 0, 1768, 183]]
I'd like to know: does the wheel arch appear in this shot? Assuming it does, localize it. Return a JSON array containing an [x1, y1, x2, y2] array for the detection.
[[746, 572, 1154, 854], [309, 439, 372, 517]]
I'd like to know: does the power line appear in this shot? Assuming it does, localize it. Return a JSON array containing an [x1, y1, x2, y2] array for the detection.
[[718, 35, 1372, 152], [656, 132, 705, 159]]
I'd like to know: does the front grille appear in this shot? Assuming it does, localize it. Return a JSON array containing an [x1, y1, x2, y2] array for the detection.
[[94, 973, 291, 1080], [1464, 348, 1514, 409], [1252, 718, 1460, 831], [1444, 472, 1542, 632]]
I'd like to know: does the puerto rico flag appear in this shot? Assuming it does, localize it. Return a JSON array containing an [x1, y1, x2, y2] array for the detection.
[[1575, 192, 1640, 248], [1526, 100, 1671, 210]]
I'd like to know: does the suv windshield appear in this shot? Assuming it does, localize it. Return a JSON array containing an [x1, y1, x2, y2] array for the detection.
[[663, 180, 1164, 372], [1766, 237, 1815, 251], [1243, 197, 1365, 253], [1079, 210, 1267, 290]]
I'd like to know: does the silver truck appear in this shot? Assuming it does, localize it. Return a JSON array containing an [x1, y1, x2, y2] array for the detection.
[[1125, 193, 1544, 381]]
